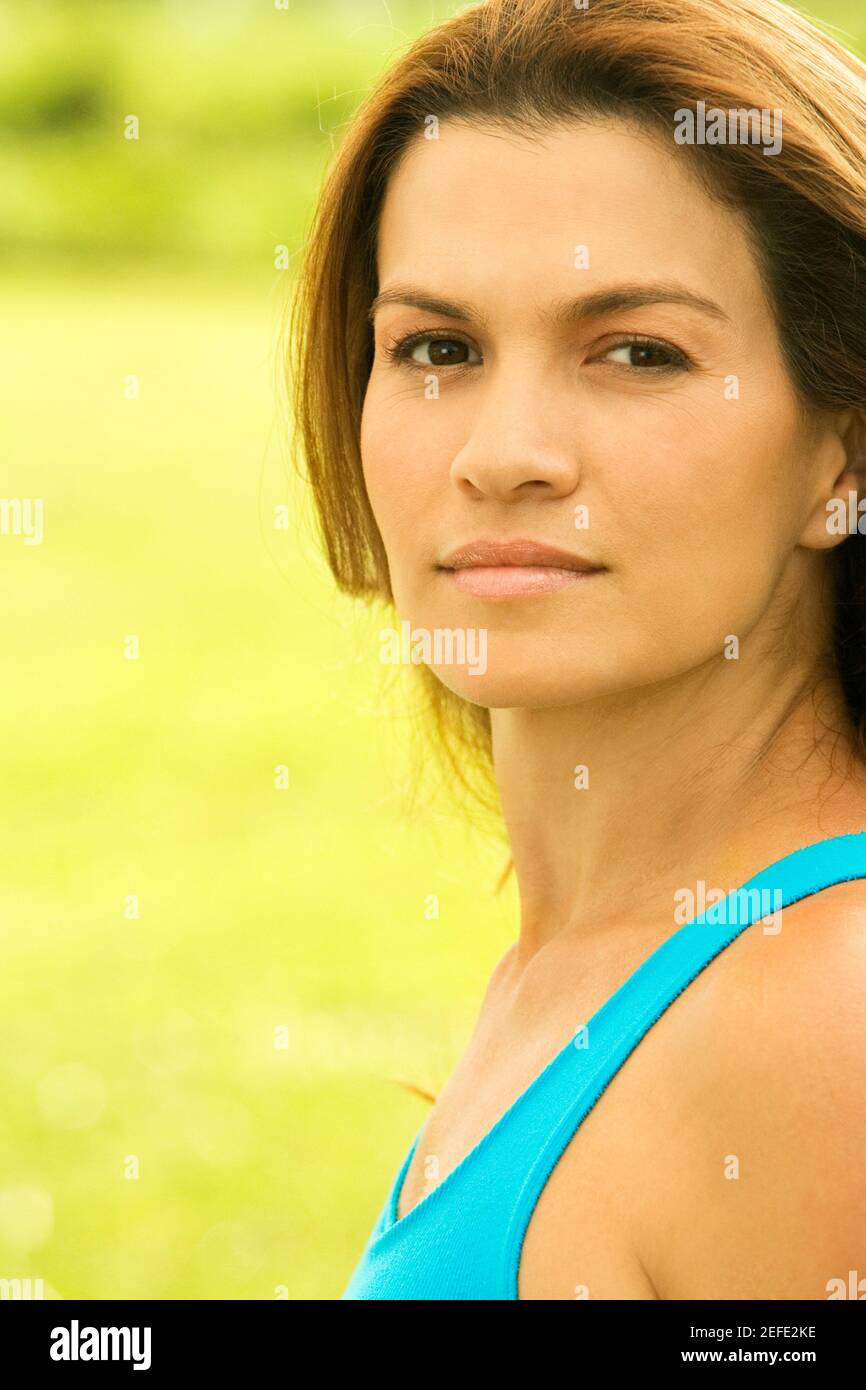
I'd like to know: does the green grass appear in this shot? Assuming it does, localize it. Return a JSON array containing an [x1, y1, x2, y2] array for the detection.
[[0, 0, 453, 273], [0, 264, 514, 1298]]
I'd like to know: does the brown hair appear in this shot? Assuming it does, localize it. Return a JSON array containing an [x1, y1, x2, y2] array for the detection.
[[287, 0, 866, 814]]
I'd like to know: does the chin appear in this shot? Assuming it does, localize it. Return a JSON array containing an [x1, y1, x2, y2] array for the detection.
[[426, 663, 618, 709]]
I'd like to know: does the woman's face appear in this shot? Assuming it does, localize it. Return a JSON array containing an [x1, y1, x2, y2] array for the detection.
[[361, 118, 849, 706]]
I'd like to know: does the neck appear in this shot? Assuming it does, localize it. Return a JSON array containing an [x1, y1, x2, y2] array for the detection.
[[492, 641, 866, 967]]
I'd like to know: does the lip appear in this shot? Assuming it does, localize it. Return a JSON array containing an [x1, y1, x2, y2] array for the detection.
[[438, 538, 605, 598]]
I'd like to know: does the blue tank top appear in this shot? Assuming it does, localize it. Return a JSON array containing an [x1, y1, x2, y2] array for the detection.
[[342, 831, 866, 1300]]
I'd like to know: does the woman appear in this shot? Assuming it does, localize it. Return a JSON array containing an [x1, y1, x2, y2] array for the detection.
[[289, 0, 866, 1299]]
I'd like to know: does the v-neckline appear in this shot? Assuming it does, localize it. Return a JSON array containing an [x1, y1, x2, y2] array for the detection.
[[381, 830, 866, 1238]]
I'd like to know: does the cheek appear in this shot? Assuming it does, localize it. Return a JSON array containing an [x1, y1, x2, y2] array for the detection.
[[361, 383, 455, 547], [608, 408, 796, 649]]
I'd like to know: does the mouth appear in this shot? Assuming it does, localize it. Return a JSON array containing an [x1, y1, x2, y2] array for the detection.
[[437, 538, 606, 599]]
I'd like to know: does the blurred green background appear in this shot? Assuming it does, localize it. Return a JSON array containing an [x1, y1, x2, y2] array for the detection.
[[1, 0, 862, 1300]]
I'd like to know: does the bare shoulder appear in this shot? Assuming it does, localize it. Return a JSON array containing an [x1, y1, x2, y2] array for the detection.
[[639, 874, 866, 1300]]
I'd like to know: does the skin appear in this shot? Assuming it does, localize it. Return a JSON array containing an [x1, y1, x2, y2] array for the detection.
[[360, 118, 866, 1299]]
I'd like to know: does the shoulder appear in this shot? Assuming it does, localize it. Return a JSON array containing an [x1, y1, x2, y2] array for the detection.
[[640, 874, 866, 1300]]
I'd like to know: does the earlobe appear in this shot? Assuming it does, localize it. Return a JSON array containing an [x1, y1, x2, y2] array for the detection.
[[803, 409, 866, 550]]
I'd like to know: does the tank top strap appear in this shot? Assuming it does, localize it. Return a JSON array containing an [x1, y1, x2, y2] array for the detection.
[[496, 830, 866, 1294]]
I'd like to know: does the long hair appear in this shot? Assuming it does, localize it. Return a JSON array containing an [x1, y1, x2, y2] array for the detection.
[[287, 0, 866, 813]]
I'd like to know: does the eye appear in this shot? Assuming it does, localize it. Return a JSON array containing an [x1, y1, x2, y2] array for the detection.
[[597, 336, 691, 372], [383, 331, 482, 370]]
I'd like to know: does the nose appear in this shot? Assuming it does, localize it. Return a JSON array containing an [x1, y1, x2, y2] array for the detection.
[[449, 361, 582, 502]]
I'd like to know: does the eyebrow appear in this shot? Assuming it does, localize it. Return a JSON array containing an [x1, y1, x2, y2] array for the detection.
[[367, 281, 732, 327]]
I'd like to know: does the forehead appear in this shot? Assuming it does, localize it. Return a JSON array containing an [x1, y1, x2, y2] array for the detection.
[[376, 118, 763, 317]]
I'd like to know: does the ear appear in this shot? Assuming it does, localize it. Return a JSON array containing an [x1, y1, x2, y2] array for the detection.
[[799, 408, 866, 550]]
